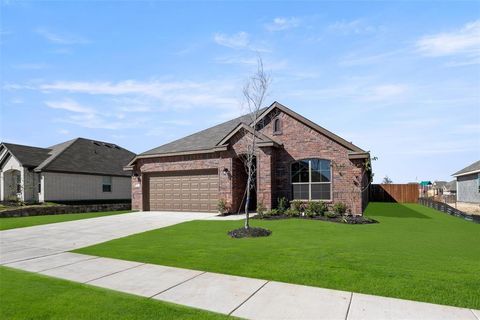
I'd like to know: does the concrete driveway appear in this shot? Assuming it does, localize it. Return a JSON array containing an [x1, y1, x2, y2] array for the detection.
[[0, 211, 217, 264]]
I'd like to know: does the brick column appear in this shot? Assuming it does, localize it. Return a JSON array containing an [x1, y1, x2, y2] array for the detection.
[[257, 146, 274, 210]]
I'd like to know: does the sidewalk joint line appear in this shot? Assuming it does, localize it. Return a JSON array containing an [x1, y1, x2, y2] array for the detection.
[[85, 262, 146, 284], [148, 271, 207, 298], [345, 292, 354, 320], [471, 309, 480, 320], [1, 251, 63, 266], [228, 280, 269, 316], [35, 256, 100, 273]]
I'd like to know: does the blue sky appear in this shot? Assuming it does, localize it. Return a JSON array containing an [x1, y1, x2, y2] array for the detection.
[[1, 1, 479, 183]]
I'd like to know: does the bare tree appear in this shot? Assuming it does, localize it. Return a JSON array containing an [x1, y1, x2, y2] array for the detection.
[[241, 57, 270, 229]]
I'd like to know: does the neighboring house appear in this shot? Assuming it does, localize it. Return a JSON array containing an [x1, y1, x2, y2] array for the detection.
[[126, 102, 371, 215], [444, 180, 457, 195], [430, 180, 447, 197], [419, 180, 432, 198], [0, 138, 135, 203], [452, 160, 480, 204]]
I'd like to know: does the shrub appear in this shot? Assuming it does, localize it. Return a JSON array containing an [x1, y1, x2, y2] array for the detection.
[[217, 199, 229, 215], [285, 208, 300, 217], [256, 202, 266, 217], [290, 200, 304, 212], [277, 197, 289, 213], [325, 211, 338, 218], [333, 202, 348, 215], [305, 201, 328, 216]]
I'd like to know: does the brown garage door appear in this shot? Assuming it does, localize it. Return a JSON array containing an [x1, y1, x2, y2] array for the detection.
[[147, 169, 219, 212]]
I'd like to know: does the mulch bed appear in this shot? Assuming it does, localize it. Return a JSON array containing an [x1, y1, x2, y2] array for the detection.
[[228, 227, 272, 238], [253, 214, 378, 224]]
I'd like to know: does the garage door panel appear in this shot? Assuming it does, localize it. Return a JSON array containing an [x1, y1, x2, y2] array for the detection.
[[147, 169, 219, 212]]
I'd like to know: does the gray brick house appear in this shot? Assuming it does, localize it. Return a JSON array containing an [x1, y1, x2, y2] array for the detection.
[[126, 102, 371, 215]]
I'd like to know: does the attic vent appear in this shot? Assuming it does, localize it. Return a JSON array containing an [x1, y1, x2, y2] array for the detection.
[[103, 143, 113, 148], [114, 146, 121, 150], [93, 141, 101, 146]]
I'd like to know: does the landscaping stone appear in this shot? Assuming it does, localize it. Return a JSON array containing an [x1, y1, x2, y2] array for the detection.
[[0, 203, 131, 218], [347, 293, 477, 320], [40, 257, 143, 283], [153, 272, 267, 314], [254, 214, 378, 224], [232, 281, 351, 320], [89, 263, 203, 297]]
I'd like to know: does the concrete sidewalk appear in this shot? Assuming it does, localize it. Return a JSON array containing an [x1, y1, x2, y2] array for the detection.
[[1, 211, 479, 320]]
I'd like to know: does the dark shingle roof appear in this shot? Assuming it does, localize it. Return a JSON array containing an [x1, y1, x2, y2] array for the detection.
[[39, 138, 135, 176], [446, 180, 457, 191], [453, 160, 480, 177], [2, 138, 135, 176], [1, 143, 51, 168], [141, 110, 266, 156]]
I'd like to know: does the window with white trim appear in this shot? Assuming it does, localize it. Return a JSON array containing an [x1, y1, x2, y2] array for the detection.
[[102, 176, 112, 192], [291, 159, 331, 200]]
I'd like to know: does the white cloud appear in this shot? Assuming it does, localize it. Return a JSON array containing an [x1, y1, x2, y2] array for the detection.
[[328, 19, 377, 35], [214, 32, 250, 49], [265, 17, 300, 32], [35, 27, 89, 45], [416, 20, 480, 57], [58, 129, 70, 135], [45, 99, 95, 113]]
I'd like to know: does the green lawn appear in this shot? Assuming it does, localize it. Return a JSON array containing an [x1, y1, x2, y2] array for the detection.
[[0, 267, 228, 320], [75, 203, 480, 309], [0, 211, 131, 230]]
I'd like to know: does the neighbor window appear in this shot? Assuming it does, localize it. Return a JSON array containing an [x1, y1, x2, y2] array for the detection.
[[478, 173, 480, 193], [273, 118, 282, 134], [102, 176, 112, 192], [15, 172, 21, 193], [291, 159, 331, 200]]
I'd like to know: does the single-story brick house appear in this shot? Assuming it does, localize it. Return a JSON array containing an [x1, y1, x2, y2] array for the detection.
[[126, 102, 371, 215], [0, 138, 135, 203]]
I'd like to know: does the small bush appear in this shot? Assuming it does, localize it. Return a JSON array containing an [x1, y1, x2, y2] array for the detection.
[[290, 200, 304, 212], [333, 202, 348, 215], [277, 197, 289, 213], [217, 199, 229, 214], [305, 201, 328, 216], [325, 211, 338, 218], [268, 209, 280, 216], [257, 202, 266, 217], [285, 208, 300, 217]]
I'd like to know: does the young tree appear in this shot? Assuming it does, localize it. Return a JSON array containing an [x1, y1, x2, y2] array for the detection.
[[382, 175, 393, 184], [242, 57, 270, 229]]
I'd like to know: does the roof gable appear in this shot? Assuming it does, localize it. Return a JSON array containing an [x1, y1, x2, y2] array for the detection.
[[1, 143, 52, 168], [216, 123, 282, 147], [254, 102, 365, 153]]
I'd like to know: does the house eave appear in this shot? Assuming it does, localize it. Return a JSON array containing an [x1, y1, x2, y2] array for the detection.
[[452, 169, 480, 177], [128, 146, 229, 166], [348, 152, 370, 160]]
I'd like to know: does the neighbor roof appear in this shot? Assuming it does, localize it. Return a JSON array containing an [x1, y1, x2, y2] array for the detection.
[[1, 143, 51, 168], [452, 160, 480, 177], [137, 101, 366, 160], [1, 138, 135, 177], [446, 180, 457, 191]]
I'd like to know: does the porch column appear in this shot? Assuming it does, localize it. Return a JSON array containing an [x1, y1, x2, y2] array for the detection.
[[257, 146, 274, 210]]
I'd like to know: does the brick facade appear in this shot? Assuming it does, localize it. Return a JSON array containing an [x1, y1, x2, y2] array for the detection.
[[132, 108, 369, 215]]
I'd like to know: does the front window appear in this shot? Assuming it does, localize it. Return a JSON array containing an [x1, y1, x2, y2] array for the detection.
[[291, 159, 331, 200], [102, 176, 112, 192]]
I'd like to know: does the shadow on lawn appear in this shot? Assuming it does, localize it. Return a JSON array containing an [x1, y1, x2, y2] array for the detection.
[[368, 203, 431, 219]]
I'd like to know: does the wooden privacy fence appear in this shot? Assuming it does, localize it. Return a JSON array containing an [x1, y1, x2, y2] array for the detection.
[[370, 184, 419, 203]]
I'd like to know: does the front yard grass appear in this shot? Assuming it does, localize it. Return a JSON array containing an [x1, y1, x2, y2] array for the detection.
[[0, 211, 131, 230], [75, 203, 480, 309], [0, 267, 228, 320]]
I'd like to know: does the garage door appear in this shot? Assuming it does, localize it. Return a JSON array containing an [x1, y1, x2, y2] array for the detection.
[[147, 169, 219, 212]]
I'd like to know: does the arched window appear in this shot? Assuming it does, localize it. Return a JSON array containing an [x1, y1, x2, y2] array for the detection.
[[291, 159, 331, 200], [273, 118, 282, 134]]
